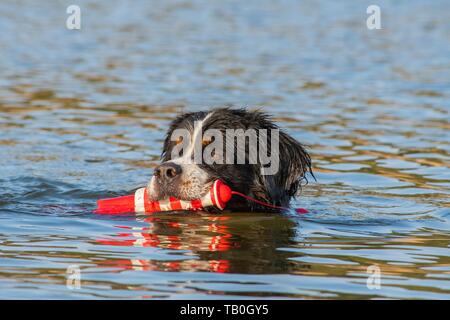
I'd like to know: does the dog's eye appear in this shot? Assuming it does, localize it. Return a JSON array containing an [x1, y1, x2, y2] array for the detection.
[[202, 137, 213, 146], [175, 137, 183, 145]]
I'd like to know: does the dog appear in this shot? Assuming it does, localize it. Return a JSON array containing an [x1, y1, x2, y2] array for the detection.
[[148, 108, 313, 212]]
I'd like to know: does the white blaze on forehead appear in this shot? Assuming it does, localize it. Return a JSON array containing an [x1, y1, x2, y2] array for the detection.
[[172, 111, 213, 165], [169, 111, 213, 188]]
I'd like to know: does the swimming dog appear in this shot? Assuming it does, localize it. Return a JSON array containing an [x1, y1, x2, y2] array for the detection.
[[148, 108, 313, 212]]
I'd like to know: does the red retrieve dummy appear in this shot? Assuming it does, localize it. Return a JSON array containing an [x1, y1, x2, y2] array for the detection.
[[94, 180, 308, 215]]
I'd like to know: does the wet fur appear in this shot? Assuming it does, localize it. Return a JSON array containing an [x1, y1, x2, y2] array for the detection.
[[157, 107, 313, 212]]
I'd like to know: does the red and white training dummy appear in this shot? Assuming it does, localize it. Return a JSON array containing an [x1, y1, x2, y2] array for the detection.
[[95, 180, 232, 214], [94, 179, 308, 215]]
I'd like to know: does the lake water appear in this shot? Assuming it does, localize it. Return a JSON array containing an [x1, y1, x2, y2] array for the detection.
[[0, 0, 449, 299]]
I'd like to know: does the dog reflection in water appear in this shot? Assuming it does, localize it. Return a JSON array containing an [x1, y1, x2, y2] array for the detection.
[[96, 214, 299, 274], [97, 215, 233, 273]]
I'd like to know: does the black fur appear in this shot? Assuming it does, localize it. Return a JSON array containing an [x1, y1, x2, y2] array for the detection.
[[157, 107, 313, 212]]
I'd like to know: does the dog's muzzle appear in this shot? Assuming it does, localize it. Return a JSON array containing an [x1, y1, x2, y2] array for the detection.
[[154, 162, 182, 183]]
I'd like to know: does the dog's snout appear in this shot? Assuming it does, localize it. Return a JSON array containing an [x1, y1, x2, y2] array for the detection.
[[154, 162, 182, 181]]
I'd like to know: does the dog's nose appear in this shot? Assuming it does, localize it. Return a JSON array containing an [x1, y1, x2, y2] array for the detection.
[[154, 162, 182, 181]]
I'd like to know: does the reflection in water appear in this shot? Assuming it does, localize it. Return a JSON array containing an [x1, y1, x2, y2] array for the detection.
[[96, 214, 301, 275]]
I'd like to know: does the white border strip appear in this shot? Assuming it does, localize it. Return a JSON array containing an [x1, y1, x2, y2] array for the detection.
[[134, 188, 146, 213]]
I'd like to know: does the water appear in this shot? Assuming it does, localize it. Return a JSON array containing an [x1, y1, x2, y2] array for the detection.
[[0, 0, 449, 299]]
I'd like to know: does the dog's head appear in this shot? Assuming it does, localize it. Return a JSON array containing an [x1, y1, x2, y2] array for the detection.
[[148, 108, 313, 211]]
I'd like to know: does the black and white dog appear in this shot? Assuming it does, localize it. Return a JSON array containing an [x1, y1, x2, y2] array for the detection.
[[148, 108, 313, 212]]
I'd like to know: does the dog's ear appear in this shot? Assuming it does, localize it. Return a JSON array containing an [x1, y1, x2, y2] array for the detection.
[[280, 131, 313, 194], [260, 130, 313, 206]]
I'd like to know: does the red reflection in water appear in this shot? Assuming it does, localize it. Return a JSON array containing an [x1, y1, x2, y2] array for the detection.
[[96, 216, 233, 273], [99, 258, 230, 273]]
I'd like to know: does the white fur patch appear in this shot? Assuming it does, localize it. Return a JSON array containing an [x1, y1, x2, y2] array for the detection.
[[149, 111, 214, 200], [171, 111, 213, 183]]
